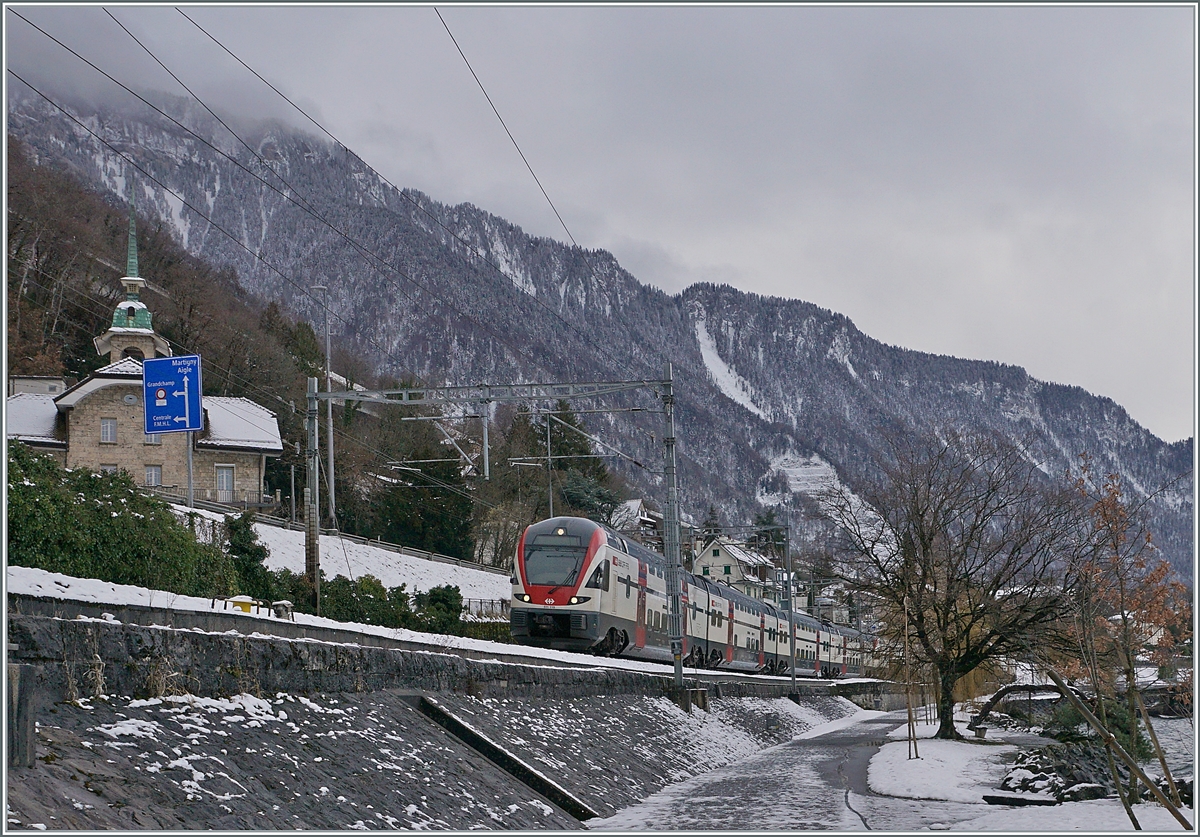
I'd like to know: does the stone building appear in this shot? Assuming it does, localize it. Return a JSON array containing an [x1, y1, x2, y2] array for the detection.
[[6, 206, 282, 507]]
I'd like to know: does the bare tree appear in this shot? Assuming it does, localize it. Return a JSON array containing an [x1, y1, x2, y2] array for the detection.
[[1070, 456, 1192, 807], [820, 430, 1089, 739]]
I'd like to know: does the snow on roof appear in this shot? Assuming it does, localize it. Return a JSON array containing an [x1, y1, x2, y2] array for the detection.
[[4, 393, 63, 445], [94, 356, 146, 376], [716, 539, 775, 568], [611, 499, 658, 530], [197, 397, 283, 453], [102, 326, 156, 335]]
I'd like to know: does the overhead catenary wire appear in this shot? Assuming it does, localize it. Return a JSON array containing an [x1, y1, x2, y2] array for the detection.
[[6, 72, 607, 482], [13, 8, 679, 498], [5, 67, 427, 389]]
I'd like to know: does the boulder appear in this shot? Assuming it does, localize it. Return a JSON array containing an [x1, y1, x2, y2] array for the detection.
[[1061, 783, 1107, 802]]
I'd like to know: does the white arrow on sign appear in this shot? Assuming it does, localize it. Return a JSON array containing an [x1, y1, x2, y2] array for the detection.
[[172, 372, 192, 426]]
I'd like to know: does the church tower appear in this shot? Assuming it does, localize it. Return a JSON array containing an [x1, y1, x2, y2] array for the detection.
[[93, 186, 171, 363]]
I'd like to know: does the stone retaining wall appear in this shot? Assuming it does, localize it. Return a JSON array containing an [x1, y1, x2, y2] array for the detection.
[[7, 594, 905, 708], [8, 614, 669, 702]]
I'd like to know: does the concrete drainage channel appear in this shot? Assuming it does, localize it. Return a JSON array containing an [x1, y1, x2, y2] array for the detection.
[[412, 694, 599, 821]]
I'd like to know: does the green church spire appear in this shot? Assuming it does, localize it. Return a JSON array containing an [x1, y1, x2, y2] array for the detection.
[[126, 180, 139, 279]]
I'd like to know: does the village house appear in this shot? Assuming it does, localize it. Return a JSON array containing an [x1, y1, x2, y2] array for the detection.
[[6, 211, 283, 508], [692, 535, 782, 603]]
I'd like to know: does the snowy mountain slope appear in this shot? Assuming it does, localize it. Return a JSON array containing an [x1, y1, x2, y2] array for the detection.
[[9, 90, 1191, 576]]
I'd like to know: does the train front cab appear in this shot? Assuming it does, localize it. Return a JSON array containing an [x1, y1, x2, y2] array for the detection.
[[509, 517, 609, 652]]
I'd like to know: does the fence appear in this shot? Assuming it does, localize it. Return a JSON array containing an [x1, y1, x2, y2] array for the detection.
[[462, 598, 510, 619]]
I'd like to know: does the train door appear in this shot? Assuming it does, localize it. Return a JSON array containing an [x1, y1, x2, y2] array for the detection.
[[788, 618, 797, 674], [633, 560, 647, 650], [725, 600, 735, 664], [757, 611, 766, 669], [814, 629, 822, 675], [694, 581, 711, 664], [680, 581, 690, 658]]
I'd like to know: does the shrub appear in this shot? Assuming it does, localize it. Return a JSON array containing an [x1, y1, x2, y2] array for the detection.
[[6, 443, 236, 597], [414, 585, 463, 635]]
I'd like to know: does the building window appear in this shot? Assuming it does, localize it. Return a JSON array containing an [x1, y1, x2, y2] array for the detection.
[[712, 548, 719, 557], [144, 432, 162, 445], [100, 418, 117, 443], [702, 566, 710, 576], [216, 465, 235, 502], [724, 565, 731, 575], [99, 464, 118, 475], [145, 465, 162, 486]]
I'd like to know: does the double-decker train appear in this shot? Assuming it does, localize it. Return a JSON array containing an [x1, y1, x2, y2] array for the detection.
[[509, 516, 876, 677]]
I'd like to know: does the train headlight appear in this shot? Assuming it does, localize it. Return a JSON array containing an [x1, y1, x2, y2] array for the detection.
[[519, 593, 532, 602], [568, 596, 590, 605]]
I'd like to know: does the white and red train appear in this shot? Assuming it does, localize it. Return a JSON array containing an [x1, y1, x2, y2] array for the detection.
[[509, 516, 875, 678]]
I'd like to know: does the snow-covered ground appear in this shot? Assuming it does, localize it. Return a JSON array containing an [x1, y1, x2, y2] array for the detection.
[[693, 316, 766, 419], [252, 521, 511, 600], [594, 703, 1194, 831], [869, 712, 1193, 831], [169, 503, 510, 599], [870, 737, 1017, 803]]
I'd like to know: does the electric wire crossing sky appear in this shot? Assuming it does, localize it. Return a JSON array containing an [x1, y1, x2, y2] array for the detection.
[[143, 355, 203, 434]]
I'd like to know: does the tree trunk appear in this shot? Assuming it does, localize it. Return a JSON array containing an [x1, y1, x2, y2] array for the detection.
[[936, 667, 961, 739]]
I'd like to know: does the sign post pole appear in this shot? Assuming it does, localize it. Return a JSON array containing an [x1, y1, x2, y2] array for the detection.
[[187, 430, 194, 507]]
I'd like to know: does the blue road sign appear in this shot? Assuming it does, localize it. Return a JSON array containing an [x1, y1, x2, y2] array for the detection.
[[143, 355, 203, 434]]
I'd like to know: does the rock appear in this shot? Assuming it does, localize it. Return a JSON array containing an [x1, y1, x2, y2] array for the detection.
[[1152, 774, 1193, 807], [983, 793, 1060, 807], [1061, 783, 1107, 802]]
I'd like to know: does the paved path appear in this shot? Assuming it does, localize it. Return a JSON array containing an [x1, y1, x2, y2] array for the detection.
[[588, 710, 1019, 831]]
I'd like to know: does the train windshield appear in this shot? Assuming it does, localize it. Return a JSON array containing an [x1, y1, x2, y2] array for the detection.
[[523, 533, 588, 586]]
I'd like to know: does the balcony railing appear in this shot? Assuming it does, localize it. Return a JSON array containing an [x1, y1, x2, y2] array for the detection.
[[142, 484, 279, 510]]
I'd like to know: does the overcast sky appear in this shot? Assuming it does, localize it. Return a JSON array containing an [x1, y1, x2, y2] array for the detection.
[[6, 4, 1196, 442]]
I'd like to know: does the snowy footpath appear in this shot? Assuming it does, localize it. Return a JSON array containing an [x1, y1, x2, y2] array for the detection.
[[590, 708, 1194, 832]]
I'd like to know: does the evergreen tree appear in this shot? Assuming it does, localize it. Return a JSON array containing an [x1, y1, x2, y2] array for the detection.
[[751, 508, 784, 558], [702, 505, 722, 539]]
